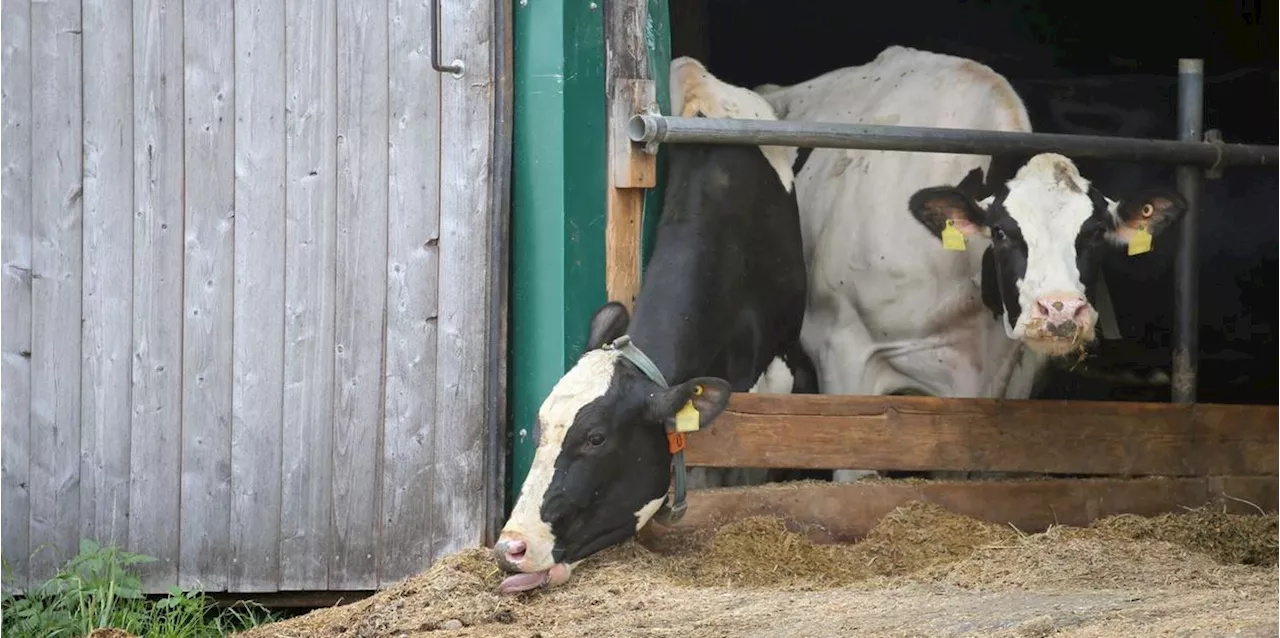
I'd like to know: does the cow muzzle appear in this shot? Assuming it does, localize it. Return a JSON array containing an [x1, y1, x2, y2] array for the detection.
[[492, 531, 574, 594], [1023, 292, 1095, 356], [493, 536, 528, 572]]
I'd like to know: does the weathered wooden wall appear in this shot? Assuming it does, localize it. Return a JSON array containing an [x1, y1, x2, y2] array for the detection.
[[1, 0, 500, 594]]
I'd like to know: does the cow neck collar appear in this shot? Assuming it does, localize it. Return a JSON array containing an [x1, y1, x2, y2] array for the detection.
[[600, 334, 689, 526]]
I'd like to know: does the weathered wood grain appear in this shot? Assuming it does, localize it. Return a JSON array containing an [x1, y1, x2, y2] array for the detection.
[[607, 80, 657, 189], [380, 0, 441, 586], [648, 476, 1279, 544], [685, 394, 1279, 477], [4, 0, 501, 595], [603, 0, 654, 310], [130, 0, 184, 588], [1, 0, 33, 592], [484, 0, 515, 547], [180, 0, 235, 592], [431, 0, 494, 563], [280, 0, 338, 591], [330, 0, 389, 590], [230, 0, 287, 594], [28, 0, 83, 585], [80, 0, 135, 560]]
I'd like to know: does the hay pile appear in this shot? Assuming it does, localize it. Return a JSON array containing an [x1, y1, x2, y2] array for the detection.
[[655, 501, 1020, 589], [236, 503, 1277, 638]]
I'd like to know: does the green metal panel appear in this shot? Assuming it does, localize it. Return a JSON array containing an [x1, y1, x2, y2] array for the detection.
[[507, 0, 672, 511], [507, 0, 607, 511]]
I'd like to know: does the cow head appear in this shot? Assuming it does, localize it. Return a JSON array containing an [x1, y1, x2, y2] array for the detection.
[[908, 153, 1186, 357], [492, 302, 732, 594]]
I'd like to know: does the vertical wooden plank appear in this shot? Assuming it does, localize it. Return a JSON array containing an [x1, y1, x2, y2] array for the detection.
[[483, 0, 514, 548], [81, 0, 135, 554], [431, 0, 494, 562], [603, 0, 654, 311], [331, 0, 388, 589], [28, 0, 83, 584], [380, 0, 440, 585], [281, 0, 336, 591], [1, 0, 33, 591], [131, 0, 184, 588], [231, 0, 286, 593], [179, 0, 234, 592]]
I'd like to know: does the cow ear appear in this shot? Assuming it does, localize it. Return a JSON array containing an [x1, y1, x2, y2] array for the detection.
[[908, 186, 990, 242], [646, 377, 732, 431], [1104, 189, 1187, 246], [587, 302, 630, 350]]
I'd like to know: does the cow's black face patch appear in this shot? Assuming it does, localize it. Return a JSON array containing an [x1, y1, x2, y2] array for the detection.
[[539, 367, 676, 564], [496, 303, 732, 573]]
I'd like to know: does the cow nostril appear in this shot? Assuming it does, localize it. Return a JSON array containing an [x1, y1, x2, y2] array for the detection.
[[505, 540, 527, 561]]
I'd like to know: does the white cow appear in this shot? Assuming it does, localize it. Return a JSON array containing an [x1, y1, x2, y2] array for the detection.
[[754, 46, 1187, 480]]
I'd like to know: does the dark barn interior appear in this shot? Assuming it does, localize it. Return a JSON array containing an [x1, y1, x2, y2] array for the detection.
[[669, 0, 1279, 404]]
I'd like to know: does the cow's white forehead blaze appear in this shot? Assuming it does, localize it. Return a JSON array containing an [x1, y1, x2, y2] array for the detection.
[[1000, 153, 1097, 340], [501, 348, 621, 572]]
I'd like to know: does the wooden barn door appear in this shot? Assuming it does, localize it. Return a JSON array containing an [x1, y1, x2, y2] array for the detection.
[[0, 0, 507, 594]]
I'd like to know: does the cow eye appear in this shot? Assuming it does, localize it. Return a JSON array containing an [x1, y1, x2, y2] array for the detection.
[[991, 227, 1007, 241], [586, 432, 606, 447]]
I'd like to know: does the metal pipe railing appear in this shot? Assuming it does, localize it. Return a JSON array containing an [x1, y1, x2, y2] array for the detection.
[[1173, 59, 1205, 403], [627, 115, 1278, 168], [628, 58, 1279, 404]]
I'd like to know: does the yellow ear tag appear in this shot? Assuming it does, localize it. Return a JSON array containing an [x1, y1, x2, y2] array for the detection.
[[941, 219, 966, 252], [674, 401, 700, 433], [1128, 226, 1153, 256], [674, 384, 703, 433]]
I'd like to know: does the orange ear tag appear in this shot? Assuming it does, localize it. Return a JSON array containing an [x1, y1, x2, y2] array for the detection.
[[942, 219, 966, 252]]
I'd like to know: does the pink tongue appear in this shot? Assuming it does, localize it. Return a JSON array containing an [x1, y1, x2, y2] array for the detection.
[[499, 570, 549, 594]]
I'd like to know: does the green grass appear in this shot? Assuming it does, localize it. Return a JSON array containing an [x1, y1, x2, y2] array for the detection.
[[2, 540, 277, 638]]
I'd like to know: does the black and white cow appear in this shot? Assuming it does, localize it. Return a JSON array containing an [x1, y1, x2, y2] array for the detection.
[[492, 58, 815, 593], [755, 46, 1187, 481], [1009, 70, 1278, 404]]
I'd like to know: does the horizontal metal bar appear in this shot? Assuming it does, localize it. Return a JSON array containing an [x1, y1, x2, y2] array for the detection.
[[627, 114, 1279, 168]]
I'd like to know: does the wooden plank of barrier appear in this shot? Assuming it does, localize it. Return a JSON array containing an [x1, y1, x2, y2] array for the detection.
[[683, 394, 1278, 477], [645, 476, 1277, 544], [604, 0, 658, 311]]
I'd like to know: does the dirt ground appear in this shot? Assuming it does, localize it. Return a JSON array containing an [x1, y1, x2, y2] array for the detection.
[[237, 501, 1278, 638]]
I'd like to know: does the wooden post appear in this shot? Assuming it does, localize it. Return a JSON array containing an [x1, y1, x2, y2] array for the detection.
[[604, 0, 658, 311]]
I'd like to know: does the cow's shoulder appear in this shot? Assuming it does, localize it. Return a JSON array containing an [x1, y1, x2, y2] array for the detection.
[[669, 56, 796, 192]]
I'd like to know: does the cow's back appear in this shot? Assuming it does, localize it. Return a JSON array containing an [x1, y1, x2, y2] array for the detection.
[[763, 46, 1040, 397], [630, 58, 809, 391]]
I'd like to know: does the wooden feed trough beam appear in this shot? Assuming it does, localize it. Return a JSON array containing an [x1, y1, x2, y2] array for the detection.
[[645, 394, 1278, 542]]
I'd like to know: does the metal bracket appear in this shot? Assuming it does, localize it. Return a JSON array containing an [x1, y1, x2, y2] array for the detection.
[[643, 107, 662, 155], [630, 108, 662, 155], [610, 79, 658, 188], [1203, 129, 1225, 180]]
